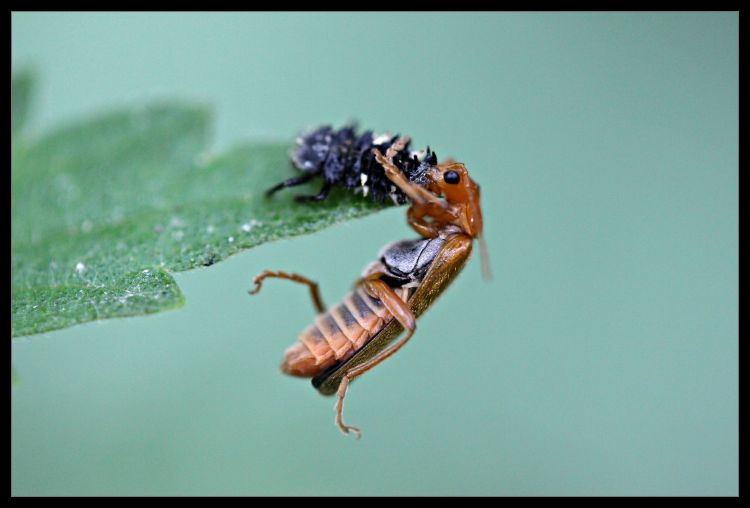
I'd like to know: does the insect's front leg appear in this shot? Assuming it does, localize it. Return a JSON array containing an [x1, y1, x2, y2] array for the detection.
[[334, 276, 417, 438], [372, 144, 444, 208], [249, 270, 326, 314], [406, 202, 460, 238]]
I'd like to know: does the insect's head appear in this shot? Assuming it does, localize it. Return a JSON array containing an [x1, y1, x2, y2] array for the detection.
[[423, 162, 484, 238], [424, 162, 492, 280]]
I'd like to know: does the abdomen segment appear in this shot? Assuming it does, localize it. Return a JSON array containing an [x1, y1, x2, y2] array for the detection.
[[281, 290, 388, 377]]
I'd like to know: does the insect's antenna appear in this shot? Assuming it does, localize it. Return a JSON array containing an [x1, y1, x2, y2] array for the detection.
[[479, 234, 492, 281]]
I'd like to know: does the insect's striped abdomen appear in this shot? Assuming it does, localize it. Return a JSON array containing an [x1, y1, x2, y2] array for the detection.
[[281, 289, 390, 377]]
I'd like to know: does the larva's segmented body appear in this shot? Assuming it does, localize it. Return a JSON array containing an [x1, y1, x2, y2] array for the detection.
[[265, 125, 438, 204]]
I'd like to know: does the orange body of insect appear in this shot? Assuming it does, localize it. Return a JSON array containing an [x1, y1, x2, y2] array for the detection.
[[250, 136, 487, 438]]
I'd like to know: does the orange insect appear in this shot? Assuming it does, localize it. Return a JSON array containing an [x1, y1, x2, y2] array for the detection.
[[250, 136, 488, 438]]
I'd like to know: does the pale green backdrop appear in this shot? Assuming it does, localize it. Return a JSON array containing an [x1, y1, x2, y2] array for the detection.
[[11, 12, 738, 496]]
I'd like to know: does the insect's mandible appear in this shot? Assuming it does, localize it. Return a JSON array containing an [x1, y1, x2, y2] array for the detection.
[[250, 126, 489, 439]]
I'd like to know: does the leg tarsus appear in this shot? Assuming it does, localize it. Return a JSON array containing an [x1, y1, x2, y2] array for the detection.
[[249, 270, 326, 314], [330, 278, 417, 438], [385, 136, 411, 160], [335, 376, 362, 439]]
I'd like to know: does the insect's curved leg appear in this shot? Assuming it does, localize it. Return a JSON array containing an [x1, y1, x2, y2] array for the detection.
[[294, 180, 332, 203], [265, 173, 316, 197], [334, 277, 417, 438], [379, 140, 459, 238], [249, 270, 326, 314], [372, 147, 446, 209], [407, 205, 444, 238]]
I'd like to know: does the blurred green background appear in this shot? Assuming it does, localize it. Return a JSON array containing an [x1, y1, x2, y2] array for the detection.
[[11, 12, 738, 496]]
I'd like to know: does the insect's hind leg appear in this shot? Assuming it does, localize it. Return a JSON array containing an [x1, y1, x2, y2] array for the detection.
[[334, 277, 417, 439], [249, 270, 326, 314], [265, 173, 316, 197]]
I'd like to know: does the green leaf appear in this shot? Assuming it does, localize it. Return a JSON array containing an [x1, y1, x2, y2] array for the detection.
[[11, 100, 387, 339]]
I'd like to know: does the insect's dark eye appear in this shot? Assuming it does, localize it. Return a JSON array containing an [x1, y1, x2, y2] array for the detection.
[[444, 171, 460, 184]]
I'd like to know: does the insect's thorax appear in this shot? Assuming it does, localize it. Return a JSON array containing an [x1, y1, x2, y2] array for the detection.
[[362, 237, 447, 294]]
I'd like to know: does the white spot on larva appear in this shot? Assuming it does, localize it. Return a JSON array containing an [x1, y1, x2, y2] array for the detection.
[[75, 262, 86, 274], [373, 133, 391, 145], [360, 173, 368, 186], [81, 219, 93, 233], [362, 185, 369, 197], [228, 236, 235, 243]]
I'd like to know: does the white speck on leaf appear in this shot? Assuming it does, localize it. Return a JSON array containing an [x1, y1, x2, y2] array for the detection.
[[228, 236, 235, 243], [169, 217, 184, 228], [75, 262, 86, 274], [206, 225, 215, 234], [241, 219, 263, 233], [81, 219, 93, 233], [172, 230, 185, 241]]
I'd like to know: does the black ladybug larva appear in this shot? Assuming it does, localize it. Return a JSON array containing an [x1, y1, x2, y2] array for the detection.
[[265, 125, 438, 205]]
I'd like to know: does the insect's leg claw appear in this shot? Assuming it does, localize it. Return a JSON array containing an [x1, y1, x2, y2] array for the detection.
[[338, 422, 362, 439], [248, 278, 262, 295]]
